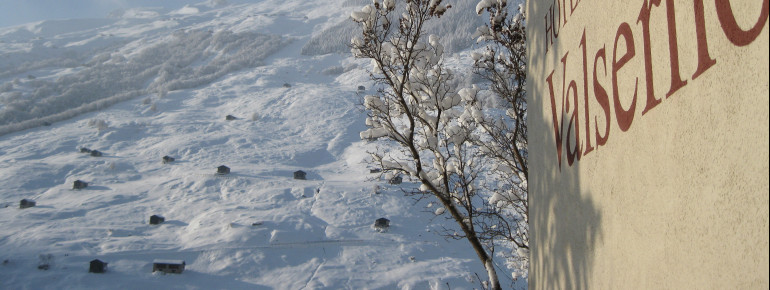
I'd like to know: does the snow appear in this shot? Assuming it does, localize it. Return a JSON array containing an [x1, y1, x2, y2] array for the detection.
[[172, 5, 201, 15], [0, 0, 525, 289], [476, 0, 495, 15], [153, 259, 186, 264]]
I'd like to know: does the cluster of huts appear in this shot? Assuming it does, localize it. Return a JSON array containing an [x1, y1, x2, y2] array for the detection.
[[215, 165, 307, 180], [14, 145, 325, 275], [66, 214, 181, 274], [17, 110, 400, 273], [80, 147, 103, 157], [16, 147, 106, 209], [86, 259, 185, 274], [365, 166, 407, 232]]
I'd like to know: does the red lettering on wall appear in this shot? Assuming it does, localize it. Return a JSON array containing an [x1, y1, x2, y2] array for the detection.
[[546, 70, 566, 169], [565, 76, 581, 165], [545, 1, 559, 53], [593, 46, 611, 146], [570, 0, 581, 16], [663, 0, 688, 97], [562, 52, 582, 165], [544, 0, 584, 54], [580, 30, 595, 155], [715, 0, 769, 46], [612, 23, 639, 132], [692, 0, 717, 79], [560, 0, 567, 26], [541, 0, 767, 167], [637, 0, 663, 114]]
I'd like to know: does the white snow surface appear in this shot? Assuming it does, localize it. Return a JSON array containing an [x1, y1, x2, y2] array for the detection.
[[0, 0, 522, 289]]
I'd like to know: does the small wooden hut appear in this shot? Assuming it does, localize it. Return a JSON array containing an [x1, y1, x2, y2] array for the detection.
[[20, 199, 36, 209], [388, 176, 402, 185], [89, 259, 107, 273], [149, 215, 165, 225], [152, 259, 185, 274], [162, 156, 175, 164], [73, 180, 88, 190]]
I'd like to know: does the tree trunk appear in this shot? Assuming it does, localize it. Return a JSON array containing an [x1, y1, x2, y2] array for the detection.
[[439, 195, 502, 290]]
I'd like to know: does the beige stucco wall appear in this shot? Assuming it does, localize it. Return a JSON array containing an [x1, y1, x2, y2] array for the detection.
[[526, 0, 769, 288]]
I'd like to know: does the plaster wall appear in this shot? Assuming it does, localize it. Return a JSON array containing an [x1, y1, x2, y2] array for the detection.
[[525, 0, 769, 288]]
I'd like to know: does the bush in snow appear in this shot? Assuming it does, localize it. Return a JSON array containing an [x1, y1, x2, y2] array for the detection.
[[88, 118, 109, 131], [0, 82, 12, 93], [38, 254, 54, 270], [207, 0, 229, 6], [343, 63, 359, 72], [321, 65, 345, 75]]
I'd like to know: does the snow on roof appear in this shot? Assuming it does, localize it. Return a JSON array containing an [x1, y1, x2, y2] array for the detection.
[[152, 259, 185, 265]]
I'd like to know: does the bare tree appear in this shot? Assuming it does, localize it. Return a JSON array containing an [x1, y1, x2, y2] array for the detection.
[[351, 0, 503, 288], [471, 0, 529, 280]]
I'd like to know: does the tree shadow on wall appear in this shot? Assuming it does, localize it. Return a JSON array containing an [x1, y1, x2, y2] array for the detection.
[[527, 0, 604, 288], [530, 160, 603, 290]]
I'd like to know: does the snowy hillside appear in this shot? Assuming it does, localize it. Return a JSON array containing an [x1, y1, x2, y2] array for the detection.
[[0, 0, 523, 289]]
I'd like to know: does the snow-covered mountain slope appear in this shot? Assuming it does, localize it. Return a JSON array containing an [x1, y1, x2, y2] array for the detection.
[[0, 0, 522, 289]]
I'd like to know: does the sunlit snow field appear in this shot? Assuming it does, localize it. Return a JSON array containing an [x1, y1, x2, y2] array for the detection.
[[0, 0, 525, 288]]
